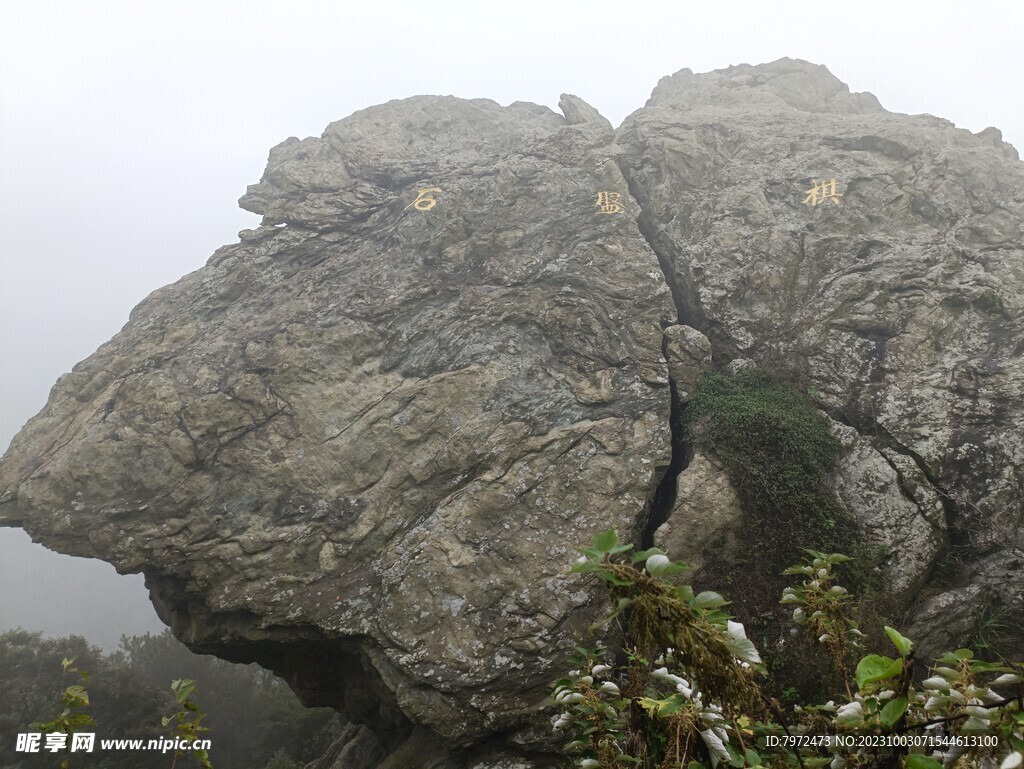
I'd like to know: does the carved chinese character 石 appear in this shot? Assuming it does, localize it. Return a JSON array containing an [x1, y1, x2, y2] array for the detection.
[[595, 191, 624, 214], [802, 178, 843, 206], [405, 187, 442, 211]]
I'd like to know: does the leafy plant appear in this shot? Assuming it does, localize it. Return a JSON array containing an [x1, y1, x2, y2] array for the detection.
[[553, 529, 1024, 769], [163, 679, 213, 769], [31, 657, 97, 769]]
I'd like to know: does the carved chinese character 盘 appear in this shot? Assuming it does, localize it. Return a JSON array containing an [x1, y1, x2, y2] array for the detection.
[[802, 178, 843, 206], [405, 187, 442, 211], [595, 191, 624, 214]]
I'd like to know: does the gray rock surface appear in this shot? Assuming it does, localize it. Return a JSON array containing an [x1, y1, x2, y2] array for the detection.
[[663, 324, 713, 401], [655, 451, 743, 572], [616, 57, 1023, 641], [830, 421, 946, 599], [0, 94, 674, 755], [2, 60, 1022, 765], [309, 724, 384, 769]]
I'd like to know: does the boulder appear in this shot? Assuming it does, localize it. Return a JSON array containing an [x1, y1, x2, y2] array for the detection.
[[2, 61, 1022, 764]]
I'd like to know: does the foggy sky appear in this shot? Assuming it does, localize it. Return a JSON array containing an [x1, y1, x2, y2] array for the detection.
[[2, 0, 1022, 648]]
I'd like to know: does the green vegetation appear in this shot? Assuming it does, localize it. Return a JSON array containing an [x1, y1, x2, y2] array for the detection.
[[0, 629, 343, 769], [685, 368, 845, 556], [554, 530, 1024, 769], [163, 678, 213, 769], [683, 368, 889, 698]]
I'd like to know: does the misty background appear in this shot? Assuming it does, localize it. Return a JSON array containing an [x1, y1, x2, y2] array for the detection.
[[2, 0, 1022, 650]]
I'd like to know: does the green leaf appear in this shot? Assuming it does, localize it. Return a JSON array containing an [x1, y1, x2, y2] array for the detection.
[[884, 626, 913, 657], [693, 591, 729, 609], [592, 529, 618, 553], [173, 678, 197, 703], [638, 695, 684, 717], [726, 743, 745, 768], [879, 695, 908, 726], [650, 561, 689, 577], [631, 548, 665, 564], [827, 553, 853, 564], [726, 634, 763, 666], [64, 685, 89, 705], [905, 756, 943, 769], [601, 572, 635, 587], [745, 748, 763, 766], [855, 654, 903, 689], [673, 584, 695, 602], [969, 660, 1008, 674], [607, 597, 633, 620]]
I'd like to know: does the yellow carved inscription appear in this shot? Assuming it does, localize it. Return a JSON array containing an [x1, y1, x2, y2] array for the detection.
[[405, 187, 442, 211], [802, 178, 843, 206], [595, 191, 624, 214]]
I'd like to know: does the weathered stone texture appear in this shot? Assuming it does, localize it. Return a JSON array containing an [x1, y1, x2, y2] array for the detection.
[[2, 60, 1022, 765], [0, 95, 673, 753], [617, 57, 1023, 621]]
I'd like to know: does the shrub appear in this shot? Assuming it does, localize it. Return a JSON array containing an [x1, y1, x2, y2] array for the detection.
[[553, 530, 1024, 769]]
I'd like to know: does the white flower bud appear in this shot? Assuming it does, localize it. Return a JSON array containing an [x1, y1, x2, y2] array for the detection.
[[591, 664, 611, 676], [599, 681, 620, 695]]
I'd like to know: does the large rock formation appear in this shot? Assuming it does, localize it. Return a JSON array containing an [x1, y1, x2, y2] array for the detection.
[[2, 59, 1021, 765], [616, 60, 1023, 658]]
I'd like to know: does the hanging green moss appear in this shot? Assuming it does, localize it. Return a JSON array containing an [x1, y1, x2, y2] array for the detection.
[[684, 367, 844, 548], [684, 367, 872, 700]]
